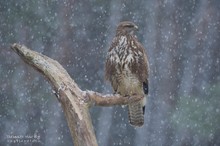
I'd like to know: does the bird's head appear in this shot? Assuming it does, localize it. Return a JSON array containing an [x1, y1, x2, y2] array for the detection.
[[116, 21, 138, 35]]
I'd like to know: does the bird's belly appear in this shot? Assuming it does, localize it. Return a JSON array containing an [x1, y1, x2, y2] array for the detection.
[[116, 72, 142, 96]]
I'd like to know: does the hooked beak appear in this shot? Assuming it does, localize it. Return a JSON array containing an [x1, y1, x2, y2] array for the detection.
[[134, 25, 139, 30]]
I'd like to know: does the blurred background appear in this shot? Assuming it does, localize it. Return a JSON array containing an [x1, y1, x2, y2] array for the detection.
[[0, 0, 220, 146]]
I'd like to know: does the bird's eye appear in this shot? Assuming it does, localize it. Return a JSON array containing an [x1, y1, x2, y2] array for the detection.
[[125, 24, 134, 28]]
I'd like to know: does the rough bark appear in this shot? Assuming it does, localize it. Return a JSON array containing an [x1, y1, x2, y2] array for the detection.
[[10, 43, 143, 146]]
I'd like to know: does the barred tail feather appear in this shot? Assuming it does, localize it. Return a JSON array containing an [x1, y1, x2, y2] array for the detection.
[[128, 100, 144, 127]]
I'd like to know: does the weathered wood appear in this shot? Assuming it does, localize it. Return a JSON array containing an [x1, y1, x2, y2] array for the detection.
[[10, 43, 143, 146], [11, 44, 97, 146], [85, 91, 143, 107]]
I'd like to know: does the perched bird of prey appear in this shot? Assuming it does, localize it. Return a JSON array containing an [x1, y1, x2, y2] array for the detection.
[[105, 21, 149, 127]]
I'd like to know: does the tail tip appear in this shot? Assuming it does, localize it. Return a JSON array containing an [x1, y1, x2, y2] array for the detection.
[[129, 120, 144, 127]]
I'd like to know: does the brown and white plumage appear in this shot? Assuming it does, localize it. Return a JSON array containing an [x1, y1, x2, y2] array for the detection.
[[105, 21, 149, 127]]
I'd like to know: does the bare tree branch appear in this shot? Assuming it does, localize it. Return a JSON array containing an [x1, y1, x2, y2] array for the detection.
[[10, 43, 143, 146], [84, 91, 143, 106]]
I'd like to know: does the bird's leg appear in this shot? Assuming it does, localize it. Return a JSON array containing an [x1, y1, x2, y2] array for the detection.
[[120, 94, 129, 108], [128, 93, 143, 104]]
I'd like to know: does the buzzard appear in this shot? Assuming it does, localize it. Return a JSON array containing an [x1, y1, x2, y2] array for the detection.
[[105, 21, 149, 127]]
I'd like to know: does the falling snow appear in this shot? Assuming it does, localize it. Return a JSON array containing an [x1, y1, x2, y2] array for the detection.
[[0, 0, 220, 146]]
